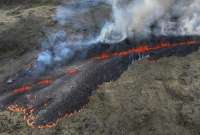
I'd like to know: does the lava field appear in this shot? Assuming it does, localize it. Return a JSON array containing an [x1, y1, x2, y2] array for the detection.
[[0, 36, 199, 128]]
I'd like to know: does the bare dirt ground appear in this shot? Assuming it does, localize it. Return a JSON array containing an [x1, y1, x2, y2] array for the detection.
[[0, 1, 200, 135]]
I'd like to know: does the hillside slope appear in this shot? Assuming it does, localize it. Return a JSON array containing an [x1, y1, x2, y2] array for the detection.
[[0, 1, 200, 135]]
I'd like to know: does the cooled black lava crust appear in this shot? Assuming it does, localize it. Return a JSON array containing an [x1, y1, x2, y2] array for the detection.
[[0, 36, 199, 127]]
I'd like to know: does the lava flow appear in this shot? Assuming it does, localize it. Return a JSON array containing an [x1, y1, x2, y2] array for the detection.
[[96, 40, 200, 60], [11, 79, 54, 95], [37, 79, 53, 86], [66, 68, 78, 76], [13, 85, 32, 95], [1, 37, 200, 129]]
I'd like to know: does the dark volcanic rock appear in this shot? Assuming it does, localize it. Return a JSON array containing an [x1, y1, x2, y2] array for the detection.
[[0, 1, 200, 135]]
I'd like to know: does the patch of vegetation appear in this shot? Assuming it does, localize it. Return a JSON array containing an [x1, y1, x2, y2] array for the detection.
[[0, 15, 51, 58], [0, 0, 59, 6]]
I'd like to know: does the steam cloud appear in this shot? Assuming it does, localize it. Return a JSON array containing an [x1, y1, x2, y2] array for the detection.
[[34, 0, 200, 74], [99, 0, 200, 42], [34, 0, 104, 73]]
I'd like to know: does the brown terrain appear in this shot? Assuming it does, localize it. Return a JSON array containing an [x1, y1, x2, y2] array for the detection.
[[0, 1, 200, 135]]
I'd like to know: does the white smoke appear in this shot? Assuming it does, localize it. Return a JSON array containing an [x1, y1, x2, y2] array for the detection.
[[99, 0, 200, 43], [34, 0, 106, 73], [157, 0, 200, 35], [98, 0, 175, 42], [53, 0, 107, 26], [33, 0, 200, 74], [35, 29, 98, 73]]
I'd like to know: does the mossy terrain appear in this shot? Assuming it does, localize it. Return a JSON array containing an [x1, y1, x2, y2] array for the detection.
[[0, 50, 199, 135], [0, 1, 200, 135], [0, 2, 56, 58], [0, 0, 59, 6], [0, 0, 110, 58]]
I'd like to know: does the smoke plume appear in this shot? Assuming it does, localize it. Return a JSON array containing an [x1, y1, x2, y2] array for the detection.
[[99, 0, 200, 42], [33, 0, 200, 74]]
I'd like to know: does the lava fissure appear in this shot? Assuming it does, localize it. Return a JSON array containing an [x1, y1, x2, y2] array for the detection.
[[0, 36, 200, 128]]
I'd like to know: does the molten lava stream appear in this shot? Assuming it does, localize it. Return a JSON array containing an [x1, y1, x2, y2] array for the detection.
[[11, 79, 54, 96], [66, 68, 78, 76], [5, 38, 200, 129], [8, 99, 88, 129], [37, 79, 53, 86], [13, 85, 32, 95], [96, 40, 200, 60]]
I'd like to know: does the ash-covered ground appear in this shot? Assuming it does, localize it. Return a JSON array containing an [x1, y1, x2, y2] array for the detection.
[[0, 1, 200, 135]]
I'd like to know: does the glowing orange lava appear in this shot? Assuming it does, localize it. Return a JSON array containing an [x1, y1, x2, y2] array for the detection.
[[67, 68, 78, 76], [37, 79, 53, 86], [96, 40, 200, 60], [7, 104, 27, 113], [13, 85, 32, 95], [6, 39, 200, 129], [7, 103, 87, 129]]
